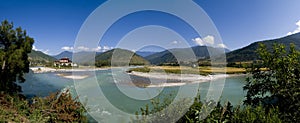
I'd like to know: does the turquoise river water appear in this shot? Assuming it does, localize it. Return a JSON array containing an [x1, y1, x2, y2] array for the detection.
[[20, 68, 247, 122]]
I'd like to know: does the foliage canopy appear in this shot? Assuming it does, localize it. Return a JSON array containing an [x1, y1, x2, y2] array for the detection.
[[244, 43, 300, 122], [0, 20, 34, 93]]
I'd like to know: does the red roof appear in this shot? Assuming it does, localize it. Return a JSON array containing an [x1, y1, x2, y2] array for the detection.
[[60, 58, 70, 60]]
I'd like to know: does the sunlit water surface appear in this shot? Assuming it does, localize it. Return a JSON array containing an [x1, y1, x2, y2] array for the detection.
[[20, 68, 247, 122]]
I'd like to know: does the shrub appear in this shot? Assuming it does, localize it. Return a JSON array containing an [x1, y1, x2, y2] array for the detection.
[[133, 95, 282, 123], [0, 90, 87, 122], [244, 43, 300, 122]]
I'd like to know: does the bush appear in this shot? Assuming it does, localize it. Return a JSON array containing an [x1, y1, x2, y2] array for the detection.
[[133, 95, 282, 123], [132, 94, 192, 123], [0, 90, 87, 122], [244, 43, 300, 122]]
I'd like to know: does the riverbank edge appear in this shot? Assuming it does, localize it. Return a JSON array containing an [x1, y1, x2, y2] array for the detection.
[[29, 67, 109, 73]]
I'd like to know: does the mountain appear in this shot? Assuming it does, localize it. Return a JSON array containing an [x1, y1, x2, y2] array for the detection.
[[28, 50, 57, 66], [226, 32, 300, 62], [145, 46, 228, 65], [53, 51, 73, 59], [53, 51, 102, 65], [224, 49, 231, 53], [135, 51, 157, 57], [95, 48, 149, 66], [73, 51, 102, 65]]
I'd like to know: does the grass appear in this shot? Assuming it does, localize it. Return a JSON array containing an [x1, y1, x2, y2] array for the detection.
[[200, 67, 247, 74], [128, 66, 247, 75]]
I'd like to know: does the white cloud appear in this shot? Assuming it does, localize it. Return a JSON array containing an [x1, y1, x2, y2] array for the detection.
[[77, 46, 90, 51], [202, 35, 214, 45], [287, 20, 300, 35], [192, 35, 215, 46], [32, 45, 37, 51], [103, 46, 110, 50], [91, 46, 101, 52], [217, 43, 228, 48], [192, 37, 204, 46], [73, 46, 112, 52], [32, 45, 50, 55], [171, 40, 180, 44], [192, 36, 227, 49], [101, 46, 112, 52], [61, 46, 74, 51]]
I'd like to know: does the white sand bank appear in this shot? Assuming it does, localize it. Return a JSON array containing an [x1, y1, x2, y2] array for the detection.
[[30, 67, 108, 73], [129, 71, 228, 82], [56, 73, 89, 80], [30, 67, 57, 73], [128, 71, 233, 87], [146, 83, 187, 87]]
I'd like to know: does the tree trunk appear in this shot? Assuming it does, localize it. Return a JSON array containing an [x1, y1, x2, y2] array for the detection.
[[2, 60, 5, 70]]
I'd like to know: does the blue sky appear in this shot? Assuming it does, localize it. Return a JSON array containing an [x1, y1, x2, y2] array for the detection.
[[1, 0, 300, 55]]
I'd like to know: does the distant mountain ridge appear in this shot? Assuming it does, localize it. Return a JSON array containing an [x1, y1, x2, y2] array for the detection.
[[135, 51, 157, 57], [146, 46, 229, 65], [54, 51, 155, 60], [95, 48, 149, 66], [53, 51, 73, 59], [33, 32, 300, 66], [53, 46, 230, 66], [52, 50, 152, 66], [53, 51, 102, 60], [226, 32, 300, 62], [53, 51, 102, 65]]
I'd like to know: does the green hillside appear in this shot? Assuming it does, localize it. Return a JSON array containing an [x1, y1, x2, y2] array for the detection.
[[226, 32, 300, 62], [95, 48, 149, 67], [54, 51, 102, 65], [28, 50, 56, 66], [146, 46, 227, 65]]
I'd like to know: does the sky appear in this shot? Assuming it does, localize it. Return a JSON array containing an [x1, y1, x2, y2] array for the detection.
[[1, 0, 300, 55]]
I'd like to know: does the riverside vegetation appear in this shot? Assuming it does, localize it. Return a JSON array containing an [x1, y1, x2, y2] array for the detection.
[[0, 20, 87, 122], [132, 95, 282, 123], [0, 90, 87, 122]]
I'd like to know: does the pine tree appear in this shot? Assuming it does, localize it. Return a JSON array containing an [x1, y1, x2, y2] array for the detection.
[[0, 20, 34, 94]]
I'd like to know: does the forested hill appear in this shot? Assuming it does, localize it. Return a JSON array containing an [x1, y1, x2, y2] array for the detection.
[[95, 48, 149, 66], [145, 46, 229, 65], [226, 32, 300, 62], [28, 50, 56, 65]]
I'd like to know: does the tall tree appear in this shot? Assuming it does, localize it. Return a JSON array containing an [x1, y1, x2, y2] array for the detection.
[[0, 20, 34, 94], [244, 43, 300, 122]]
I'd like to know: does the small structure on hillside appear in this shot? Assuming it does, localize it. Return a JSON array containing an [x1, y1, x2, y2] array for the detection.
[[54, 58, 77, 67]]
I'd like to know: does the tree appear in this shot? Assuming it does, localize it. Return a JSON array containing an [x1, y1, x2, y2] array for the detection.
[[244, 43, 300, 122], [0, 20, 34, 94]]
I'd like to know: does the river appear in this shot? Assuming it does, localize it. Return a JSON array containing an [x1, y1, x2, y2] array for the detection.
[[20, 68, 247, 122]]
